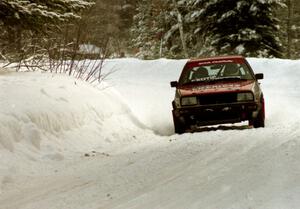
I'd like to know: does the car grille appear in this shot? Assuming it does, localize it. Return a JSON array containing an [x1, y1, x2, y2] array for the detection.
[[198, 93, 237, 105]]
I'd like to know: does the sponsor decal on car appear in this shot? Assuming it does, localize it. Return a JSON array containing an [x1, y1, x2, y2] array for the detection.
[[192, 83, 241, 91]]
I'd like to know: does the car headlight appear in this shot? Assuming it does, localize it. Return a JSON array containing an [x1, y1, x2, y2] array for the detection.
[[181, 96, 198, 106], [237, 92, 254, 102]]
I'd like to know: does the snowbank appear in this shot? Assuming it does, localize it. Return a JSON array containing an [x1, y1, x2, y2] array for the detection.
[[0, 71, 150, 166]]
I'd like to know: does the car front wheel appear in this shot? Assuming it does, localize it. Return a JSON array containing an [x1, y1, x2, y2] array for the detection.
[[250, 108, 265, 128], [249, 99, 265, 128], [172, 112, 187, 134]]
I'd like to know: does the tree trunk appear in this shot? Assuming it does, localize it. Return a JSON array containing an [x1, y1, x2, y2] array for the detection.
[[287, 0, 293, 59], [172, 0, 188, 58]]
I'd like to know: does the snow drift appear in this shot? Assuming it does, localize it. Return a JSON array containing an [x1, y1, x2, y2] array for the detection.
[[0, 71, 150, 166]]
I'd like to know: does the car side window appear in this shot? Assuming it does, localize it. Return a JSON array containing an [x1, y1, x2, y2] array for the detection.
[[239, 63, 253, 79]]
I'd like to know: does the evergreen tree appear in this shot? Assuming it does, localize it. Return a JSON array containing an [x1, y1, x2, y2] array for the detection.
[[131, 0, 193, 58], [0, 0, 93, 60], [185, 0, 206, 55], [119, 0, 139, 39], [195, 0, 284, 57], [78, 0, 121, 52], [162, 0, 190, 58], [71, 0, 139, 56], [131, 0, 286, 58], [0, 0, 93, 31], [131, 0, 164, 59], [277, 0, 300, 58]]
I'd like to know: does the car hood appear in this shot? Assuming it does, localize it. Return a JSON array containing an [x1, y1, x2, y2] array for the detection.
[[179, 80, 256, 97]]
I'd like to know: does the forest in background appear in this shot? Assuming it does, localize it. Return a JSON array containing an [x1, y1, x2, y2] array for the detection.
[[1, 0, 300, 62]]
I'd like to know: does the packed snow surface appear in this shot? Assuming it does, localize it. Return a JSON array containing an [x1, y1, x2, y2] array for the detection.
[[1, 58, 300, 209]]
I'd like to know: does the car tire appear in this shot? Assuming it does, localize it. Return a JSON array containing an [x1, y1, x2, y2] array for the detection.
[[249, 96, 265, 128], [252, 108, 265, 128], [172, 113, 186, 134]]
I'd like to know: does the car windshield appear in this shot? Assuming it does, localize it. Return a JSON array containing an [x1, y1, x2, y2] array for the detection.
[[179, 62, 254, 85]]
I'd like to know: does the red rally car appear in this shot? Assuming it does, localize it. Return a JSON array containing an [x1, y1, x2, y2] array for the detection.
[[170, 55, 265, 134]]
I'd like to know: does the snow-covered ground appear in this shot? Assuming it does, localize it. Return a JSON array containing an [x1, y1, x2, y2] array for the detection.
[[1, 58, 300, 209]]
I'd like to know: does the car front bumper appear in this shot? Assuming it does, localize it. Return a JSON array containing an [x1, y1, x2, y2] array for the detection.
[[173, 102, 260, 127]]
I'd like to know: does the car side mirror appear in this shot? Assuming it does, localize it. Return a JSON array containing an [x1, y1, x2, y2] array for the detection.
[[170, 81, 178, 88], [255, 73, 264, 80]]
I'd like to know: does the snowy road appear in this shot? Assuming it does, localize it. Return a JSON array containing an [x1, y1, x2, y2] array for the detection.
[[1, 58, 300, 209]]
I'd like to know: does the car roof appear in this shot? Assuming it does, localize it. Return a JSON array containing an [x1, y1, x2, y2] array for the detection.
[[187, 55, 245, 64]]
